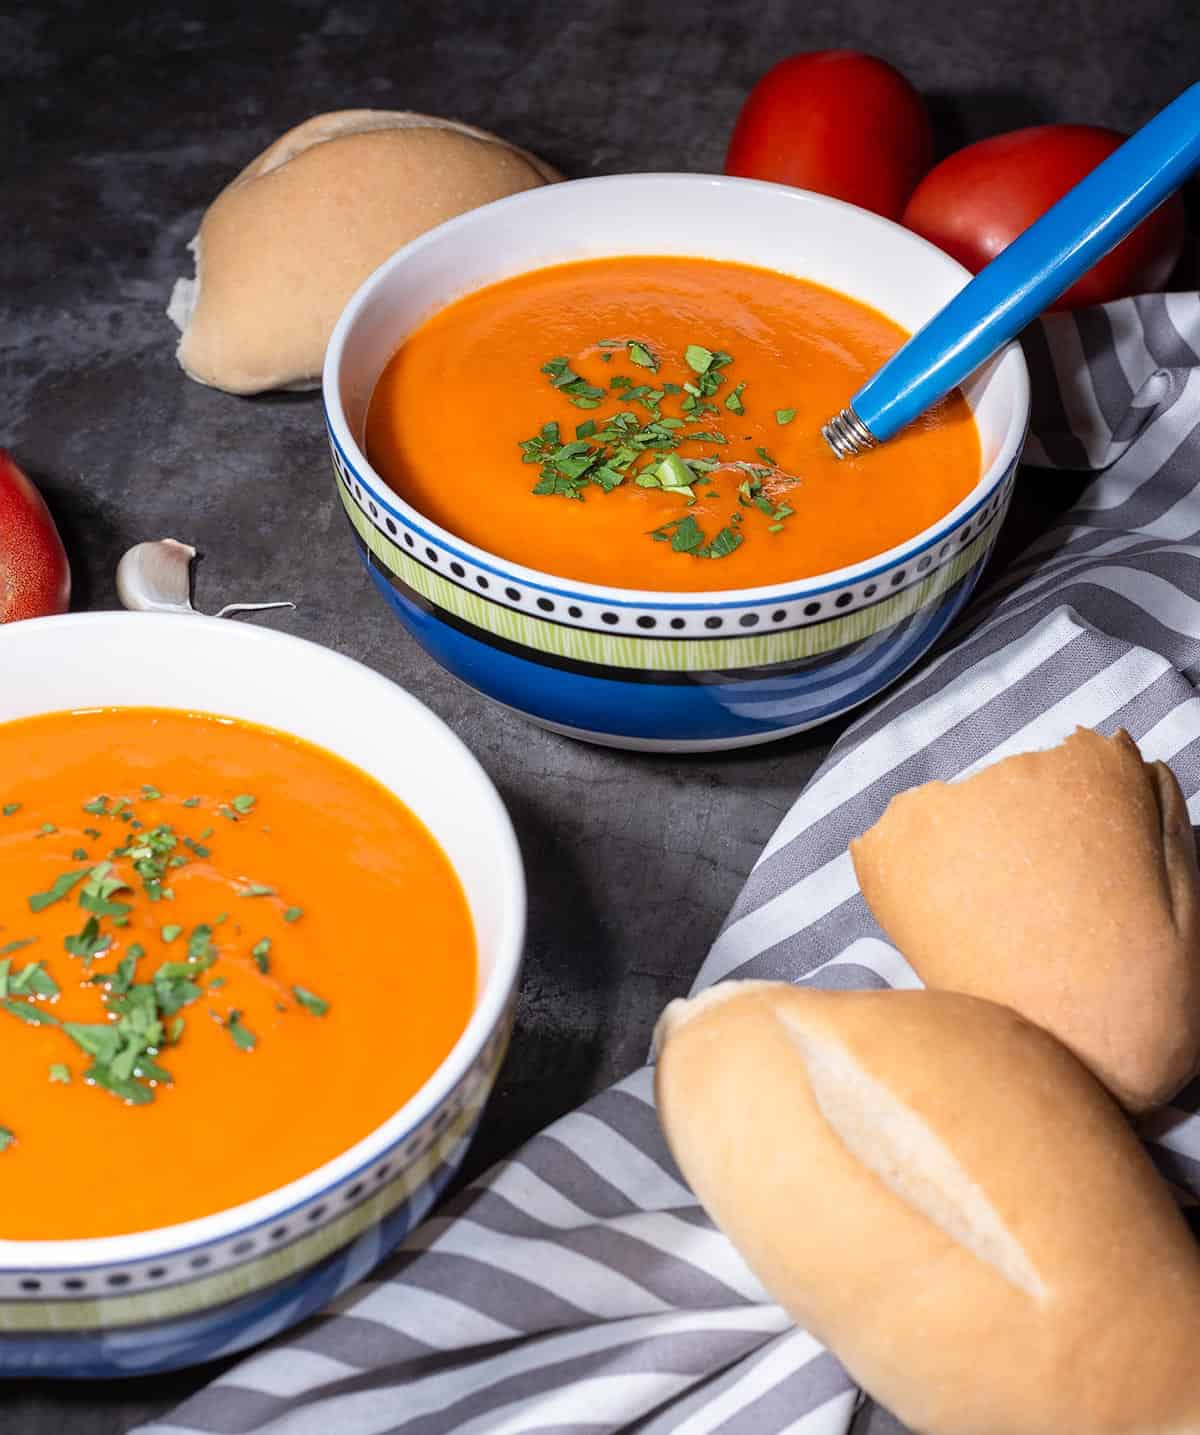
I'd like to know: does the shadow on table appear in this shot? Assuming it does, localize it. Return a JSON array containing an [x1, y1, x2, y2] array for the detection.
[[450, 780, 619, 1192]]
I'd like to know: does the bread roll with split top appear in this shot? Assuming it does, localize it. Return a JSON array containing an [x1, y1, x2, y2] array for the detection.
[[654, 982, 1200, 1435], [168, 110, 560, 394], [849, 726, 1200, 1112]]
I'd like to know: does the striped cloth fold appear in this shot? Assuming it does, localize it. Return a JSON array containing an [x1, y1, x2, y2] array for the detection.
[[136, 291, 1200, 1435]]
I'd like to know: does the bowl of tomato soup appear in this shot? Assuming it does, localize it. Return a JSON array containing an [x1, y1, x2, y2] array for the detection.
[[0, 611, 524, 1377], [324, 173, 1030, 751]]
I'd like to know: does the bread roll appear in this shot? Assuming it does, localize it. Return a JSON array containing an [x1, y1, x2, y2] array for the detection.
[[168, 110, 560, 394], [655, 982, 1200, 1435], [850, 727, 1200, 1112]]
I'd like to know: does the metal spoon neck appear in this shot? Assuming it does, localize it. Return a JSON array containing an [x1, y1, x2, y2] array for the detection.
[[821, 405, 879, 460]]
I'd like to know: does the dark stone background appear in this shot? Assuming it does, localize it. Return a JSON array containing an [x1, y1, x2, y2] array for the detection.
[[2, 1, 1193, 1429]]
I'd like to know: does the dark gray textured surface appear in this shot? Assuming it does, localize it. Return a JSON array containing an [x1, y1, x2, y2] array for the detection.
[[2, 0, 1189, 1428]]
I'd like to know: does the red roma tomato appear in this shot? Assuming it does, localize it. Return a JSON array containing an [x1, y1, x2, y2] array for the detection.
[[0, 450, 71, 622], [902, 125, 1186, 310], [725, 50, 933, 221]]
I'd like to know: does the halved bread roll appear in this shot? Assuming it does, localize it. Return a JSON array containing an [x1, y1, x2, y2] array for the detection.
[[655, 982, 1200, 1435], [167, 110, 560, 394], [850, 727, 1200, 1112]]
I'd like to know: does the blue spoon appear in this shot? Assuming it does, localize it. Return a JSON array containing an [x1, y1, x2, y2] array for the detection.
[[821, 83, 1200, 458]]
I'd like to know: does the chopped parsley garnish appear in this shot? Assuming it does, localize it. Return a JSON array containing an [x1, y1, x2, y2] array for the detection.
[[2, 997, 59, 1026], [29, 867, 91, 913], [522, 341, 800, 559], [2, 803, 20, 817], [292, 986, 330, 1017], [0, 1128, 13, 1151], [2, 787, 324, 1108], [64, 917, 112, 961], [226, 1013, 256, 1051], [627, 341, 658, 371], [8, 961, 59, 999]]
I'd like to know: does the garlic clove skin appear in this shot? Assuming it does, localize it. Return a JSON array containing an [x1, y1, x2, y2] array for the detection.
[[116, 539, 296, 621], [116, 539, 198, 614]]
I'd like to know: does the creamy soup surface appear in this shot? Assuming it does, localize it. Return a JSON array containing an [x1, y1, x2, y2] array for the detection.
[[365, 255, 981, 591], [0, 707, 475, 1240]]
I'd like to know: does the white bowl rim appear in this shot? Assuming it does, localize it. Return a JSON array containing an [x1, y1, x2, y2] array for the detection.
[[0, 611, 526, 1272], [323, 171, 1031, 611]]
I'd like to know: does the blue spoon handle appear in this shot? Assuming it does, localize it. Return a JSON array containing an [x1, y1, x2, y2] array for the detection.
[[823, 83, 1200, 456]]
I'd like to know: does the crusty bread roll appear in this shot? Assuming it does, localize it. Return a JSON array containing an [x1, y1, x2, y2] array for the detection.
[[167, 110, 560, 394], [655, 982, 1200, 1435], [850, 726, 1200, 1112]]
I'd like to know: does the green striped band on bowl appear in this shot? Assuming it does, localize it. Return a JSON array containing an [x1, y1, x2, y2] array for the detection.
[[337, 479, 1002, 673]]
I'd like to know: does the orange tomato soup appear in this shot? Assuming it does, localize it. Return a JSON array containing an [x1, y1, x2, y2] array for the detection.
[[0, 708, 475, 1240], [366, 255, 981, 591]]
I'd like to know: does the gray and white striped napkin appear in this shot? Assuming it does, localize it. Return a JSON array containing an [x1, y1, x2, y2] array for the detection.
[[138, 291, 1200, 1435]]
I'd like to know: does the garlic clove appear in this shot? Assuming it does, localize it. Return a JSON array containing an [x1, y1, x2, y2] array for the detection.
[[116, 540, 295, 621]]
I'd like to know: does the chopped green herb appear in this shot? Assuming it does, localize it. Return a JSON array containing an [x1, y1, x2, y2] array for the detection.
[[182, 796, 201, 808], [703, 526, 745, 559], [725, 381, 746, 415], [0, 1128, 13, 1151], [141, 784, 163, 800], [82, 797, 109, 816], [161, 924, 183, 943], [231, 794, 256, 814], [2, 997, 59, 1027], [0, 939, 35, 959], [36, 823, 57, 837], [238, 883, 275, 898], [685, 344, 715, 374], [775, 408, 796, 426], [64, 917, 112, 961], [28, 866, 90, 912], [71, 847, 88, 861], [49, 1063, 70, 1084], [83, 827, 101, 840], [208, 976, 227, 991], [226, 1013, 257, 1051], [2, 803, 20, 817], [10, 961, 59, 998], [755, 446, 777, 466], [251, 937, 272, 973], [292, 985, 330, 1017], [627, 341, 658, 371], [575, 419, 596, 439], [30, 867, 92, 913], [169, 1016, 185, 1043], [283, 906, 304, 923], [199, 827, 214, 841], [79, 865, 133, 920], [108, 948, 141, 995]]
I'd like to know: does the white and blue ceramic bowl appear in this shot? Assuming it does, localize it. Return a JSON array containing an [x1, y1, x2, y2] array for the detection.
[[0, 612, 525, 1377], [324, 174, 1030, 752]]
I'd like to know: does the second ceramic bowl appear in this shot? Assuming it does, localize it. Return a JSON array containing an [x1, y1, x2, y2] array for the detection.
[[323, 173, 1030, 752]]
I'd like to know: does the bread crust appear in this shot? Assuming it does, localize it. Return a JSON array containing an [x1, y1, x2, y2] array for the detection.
[[849, 727, 1200, 1111], [655, 982, 1200, 1435], [169, 110, 560, 394]]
